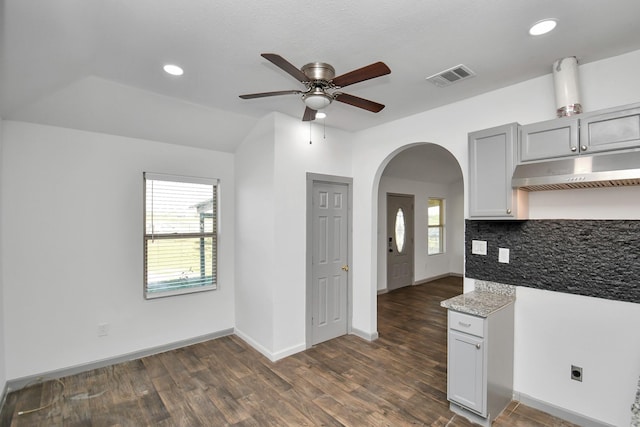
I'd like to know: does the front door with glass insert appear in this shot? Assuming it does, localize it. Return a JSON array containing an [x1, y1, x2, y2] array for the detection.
[[386, 194, 414, 291]]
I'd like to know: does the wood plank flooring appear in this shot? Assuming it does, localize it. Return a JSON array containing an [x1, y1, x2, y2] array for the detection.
[[1, 276, 578, 426]]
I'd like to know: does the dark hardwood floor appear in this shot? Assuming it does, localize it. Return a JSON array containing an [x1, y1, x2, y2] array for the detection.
[[1, 277, 578, 426]]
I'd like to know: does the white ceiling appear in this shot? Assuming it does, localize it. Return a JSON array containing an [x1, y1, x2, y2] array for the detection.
[[2, 0, 640, 152]]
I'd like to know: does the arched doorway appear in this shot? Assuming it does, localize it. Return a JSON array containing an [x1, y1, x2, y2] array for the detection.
[[376, 143, 464, 293]]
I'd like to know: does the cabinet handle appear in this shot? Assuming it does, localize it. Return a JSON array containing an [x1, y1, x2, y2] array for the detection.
[[581, 145, 588, 151], [476, 343, 481, 349], [571, 146, 577, 152], [506, 208, 512, 214], [458, 321, 471, 327]]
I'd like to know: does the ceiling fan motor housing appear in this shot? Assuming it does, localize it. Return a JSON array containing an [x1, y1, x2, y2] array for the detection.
[[302, 62, 336, 82], [300, 63, 336, 110]]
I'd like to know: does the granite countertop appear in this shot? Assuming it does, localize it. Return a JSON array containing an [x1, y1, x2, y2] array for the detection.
[[440, 280, 516, 318]]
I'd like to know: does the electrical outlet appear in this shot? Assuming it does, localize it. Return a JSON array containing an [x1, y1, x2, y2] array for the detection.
[[498, 247, 510, 263], [571, 365, 583, 382], [97, 323, 110, 337]]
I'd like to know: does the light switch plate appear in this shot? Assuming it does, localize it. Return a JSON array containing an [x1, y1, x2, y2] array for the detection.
[[472, 240, 487, 255], [498, 248, 510, 263]]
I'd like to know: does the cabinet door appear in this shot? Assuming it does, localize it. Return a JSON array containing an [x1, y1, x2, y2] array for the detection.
[[520, 117, 579, 162], [448, 330, 485, 415], [468, 123, 522, 218], [580, 105, 640, 154]]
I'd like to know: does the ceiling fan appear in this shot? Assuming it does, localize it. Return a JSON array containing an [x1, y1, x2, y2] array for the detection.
[[239, 53, 391, 121]]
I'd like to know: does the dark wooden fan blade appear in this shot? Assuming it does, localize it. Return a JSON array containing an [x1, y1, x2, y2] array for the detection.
[[261, 53, 310, 83], [332, 61, 391, 88], [302, 107, 317, 121], [334, 92, 385, 113], [239, 90, 302, 99]]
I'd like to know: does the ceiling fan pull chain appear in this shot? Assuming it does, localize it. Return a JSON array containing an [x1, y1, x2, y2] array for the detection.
[[309, 121, 312, 144]]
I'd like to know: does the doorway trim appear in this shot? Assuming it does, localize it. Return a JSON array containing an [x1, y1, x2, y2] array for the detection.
[[306, 173, 353, 348]]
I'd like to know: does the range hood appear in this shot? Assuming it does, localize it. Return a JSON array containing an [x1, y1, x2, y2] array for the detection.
[[512, 150, 640, 191]]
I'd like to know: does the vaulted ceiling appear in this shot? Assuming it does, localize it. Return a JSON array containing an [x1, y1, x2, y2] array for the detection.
[[2, 0, 640, 152]]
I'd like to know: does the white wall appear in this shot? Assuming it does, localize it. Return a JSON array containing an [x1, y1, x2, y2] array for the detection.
[[349, 49, 640, 426], [446, 180, 465, 274], [515, 282, 640, 426], [234, 114, 277, 357], [0, 118, 6, 392], [517, 185, 640, 425], [272, 114, 353, 355], [1, 121, 236, 380], [377, 176, 464, 292], [529, 186, 640, 219], [235, 113, 353, 359]]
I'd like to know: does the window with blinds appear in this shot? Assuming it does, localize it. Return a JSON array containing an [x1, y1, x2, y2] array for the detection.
[[143, 173, 218, 299]]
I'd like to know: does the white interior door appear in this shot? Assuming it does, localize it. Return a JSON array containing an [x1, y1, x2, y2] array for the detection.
[[311, 181, 349, 345], [387, 194, 414, 291]]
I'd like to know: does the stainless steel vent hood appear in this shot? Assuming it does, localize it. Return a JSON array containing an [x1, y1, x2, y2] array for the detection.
[[512, 150, 640, 191]]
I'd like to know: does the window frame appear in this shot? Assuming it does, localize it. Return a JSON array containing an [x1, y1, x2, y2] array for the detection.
[[143, 172, 219, 299], [427, 197, 445, 255]]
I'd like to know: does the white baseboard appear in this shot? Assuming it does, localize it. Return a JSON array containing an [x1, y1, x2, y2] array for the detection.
[[233, 329, 307, 362], [233, 328, 274, 361], [6, 329, 234, 392], [0, 382, 8, 419], [350, 327, 379, 341], [514, 391, 615, 427], [378, 273, 462, 293], [271, 343, 306, 361], [414, 272, 463, 286]]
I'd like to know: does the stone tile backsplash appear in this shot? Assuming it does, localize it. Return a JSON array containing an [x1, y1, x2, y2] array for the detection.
[[465, 220, 640, 304]]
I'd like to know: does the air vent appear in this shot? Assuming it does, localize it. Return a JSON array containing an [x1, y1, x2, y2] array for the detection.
[[426, 64, 476, 87]]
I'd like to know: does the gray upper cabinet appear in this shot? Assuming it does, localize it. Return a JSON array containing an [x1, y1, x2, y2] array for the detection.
[[470, 102, 639, 220], [468, 123, 527, 219], [519, 102, 640, 163], [520, 117, 579, 162], [580, 104, 640, 153]]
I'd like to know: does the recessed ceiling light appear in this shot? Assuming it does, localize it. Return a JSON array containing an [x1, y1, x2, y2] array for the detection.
[[163, 64, 184, 76], [316, 112, 327, 119], [529, 19, 557, 36]]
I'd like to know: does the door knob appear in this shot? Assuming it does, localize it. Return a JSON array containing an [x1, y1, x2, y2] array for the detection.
[[341, 265, 349, 272]]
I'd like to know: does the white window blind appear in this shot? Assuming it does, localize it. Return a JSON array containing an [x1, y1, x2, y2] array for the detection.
[[144, 173, 218, 299]]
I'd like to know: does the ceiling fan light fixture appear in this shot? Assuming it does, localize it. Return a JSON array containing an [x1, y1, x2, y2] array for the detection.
[[315, 112, 327, 119], [303, 90, 332, 110]]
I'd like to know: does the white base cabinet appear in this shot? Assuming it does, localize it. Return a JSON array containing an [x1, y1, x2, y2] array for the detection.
[[447, 305, 514, 426]]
